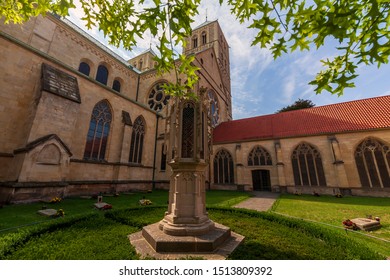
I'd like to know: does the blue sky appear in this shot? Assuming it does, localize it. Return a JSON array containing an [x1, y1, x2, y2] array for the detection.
[[68, 0, 390, 120]]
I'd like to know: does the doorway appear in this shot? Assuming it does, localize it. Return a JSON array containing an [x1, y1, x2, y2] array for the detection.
[[252, 170, 271, 191]]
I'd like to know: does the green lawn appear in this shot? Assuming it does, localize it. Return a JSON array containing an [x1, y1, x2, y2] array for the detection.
[[270, 194, 390, 257], [0, 191, 388, 259], [0, 190, 250, 234]]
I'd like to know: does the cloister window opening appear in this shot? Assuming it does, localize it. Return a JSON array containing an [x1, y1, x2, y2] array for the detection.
[[83, 100, 112, 161], [355, 138, 390, 188], [291, 143, 326, 186], [248, 146, 272, 166], [214, 149, 234, 184], [129, 116, 145, 164]]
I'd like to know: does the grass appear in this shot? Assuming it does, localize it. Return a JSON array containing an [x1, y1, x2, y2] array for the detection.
[[0, 190, 388, 259], [0, 190, 250, 234], [1, 207, 383, 260], [270, 194, 390, 257]]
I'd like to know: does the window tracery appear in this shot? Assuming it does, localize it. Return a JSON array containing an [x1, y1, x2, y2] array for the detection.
[[148, 82, 170, 112]]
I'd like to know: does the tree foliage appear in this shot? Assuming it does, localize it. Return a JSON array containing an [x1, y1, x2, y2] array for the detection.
[[1, 0, 389, 97], [276, 98, 315, 113]]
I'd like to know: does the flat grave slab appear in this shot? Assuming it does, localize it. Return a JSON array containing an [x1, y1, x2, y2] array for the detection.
[[94, 202, 110, 209], [351, 218, 381, 231], [37, 209, 58, 217]]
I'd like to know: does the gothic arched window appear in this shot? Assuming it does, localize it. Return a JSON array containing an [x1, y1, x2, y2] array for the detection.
[[208, 90, 219, 127], [355, 138, 390, 188], [214, 149, 234, 184], [96, 64, 109, 85], [129, 116, 145, 164], [83, 100, 112, 160], [248, 146, 272, 166], [148, 82, 170, 112], [78, 62, 90, 76], [291, 143, 326, 186]]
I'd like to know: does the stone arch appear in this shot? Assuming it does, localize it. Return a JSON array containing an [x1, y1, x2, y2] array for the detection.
[[248, 145, 272, 166], [213, 148, 234, 184], [36, 144, 61, 165], [129, 115, 146, 164], [354, 137, 390, 188], [291, 142, 326, 186], [83, 99, 113, 161]]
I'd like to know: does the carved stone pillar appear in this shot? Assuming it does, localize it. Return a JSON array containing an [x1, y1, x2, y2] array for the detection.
[[130, 89, 243, 257]]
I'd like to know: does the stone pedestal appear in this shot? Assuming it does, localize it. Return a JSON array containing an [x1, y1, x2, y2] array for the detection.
[[159, 161, 214, 236]]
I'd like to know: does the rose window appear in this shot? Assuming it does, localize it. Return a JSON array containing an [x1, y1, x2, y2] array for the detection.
[[148, 83, 170, 112]]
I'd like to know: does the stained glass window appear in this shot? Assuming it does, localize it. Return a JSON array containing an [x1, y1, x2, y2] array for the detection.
[[83, 100, 112, 160], [148, 82, 170, 112], [129, 116, 145, 164]]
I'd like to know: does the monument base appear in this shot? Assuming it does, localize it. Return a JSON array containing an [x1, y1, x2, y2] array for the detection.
[[129, 222, 244, 260]]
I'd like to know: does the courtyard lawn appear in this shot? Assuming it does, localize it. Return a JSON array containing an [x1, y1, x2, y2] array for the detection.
[[270, 194, 390, 257], [0, 190, 250, 234], [0, 191, 388, 259], [1, 207, 383, 260]]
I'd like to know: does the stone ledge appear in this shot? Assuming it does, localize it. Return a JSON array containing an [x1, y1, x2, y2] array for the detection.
[[129, 222, 244, 260]]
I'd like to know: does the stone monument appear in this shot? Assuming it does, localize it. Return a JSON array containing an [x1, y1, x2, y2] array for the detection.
[[130, 88, 243, 259]]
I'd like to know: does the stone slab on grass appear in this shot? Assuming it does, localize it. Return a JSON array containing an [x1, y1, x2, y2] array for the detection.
[[94, 202, 110, 209], [37, 209, 58, 217], [351, 218, 381, 231]]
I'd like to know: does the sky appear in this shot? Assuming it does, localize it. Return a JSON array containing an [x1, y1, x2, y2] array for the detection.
[[68, 1, 390, 120]]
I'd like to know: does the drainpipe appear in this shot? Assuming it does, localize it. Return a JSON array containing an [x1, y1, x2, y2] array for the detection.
[[152, 114, 159, 190]]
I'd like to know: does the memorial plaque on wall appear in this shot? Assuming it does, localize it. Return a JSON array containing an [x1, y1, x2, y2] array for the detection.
[[41, 63, 81, 103]]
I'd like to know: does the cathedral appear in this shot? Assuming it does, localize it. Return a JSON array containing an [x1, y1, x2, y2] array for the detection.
[[0, 14, 389, 203]]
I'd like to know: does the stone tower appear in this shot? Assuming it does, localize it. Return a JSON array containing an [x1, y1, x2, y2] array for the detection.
[[183, 20, 232, 120]]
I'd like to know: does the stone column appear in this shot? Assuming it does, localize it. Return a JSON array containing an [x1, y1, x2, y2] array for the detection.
[[275, 140, 286, 187], [329, 136, 349, 188]]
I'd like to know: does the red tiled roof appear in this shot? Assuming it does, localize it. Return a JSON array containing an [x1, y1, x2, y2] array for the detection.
[[213, 95, 390, 143]]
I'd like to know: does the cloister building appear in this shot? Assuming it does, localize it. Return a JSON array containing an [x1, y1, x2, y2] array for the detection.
[[0, 14, 389, 203]]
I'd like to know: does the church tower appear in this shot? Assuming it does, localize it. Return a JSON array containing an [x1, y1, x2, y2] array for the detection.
[[183, 20, 232, 121]]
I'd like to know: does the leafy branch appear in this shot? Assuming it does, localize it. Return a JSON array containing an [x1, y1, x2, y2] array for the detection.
[[1, 0, 389, 97]]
